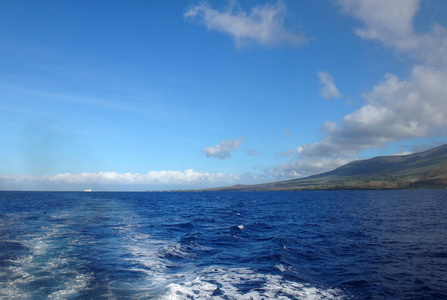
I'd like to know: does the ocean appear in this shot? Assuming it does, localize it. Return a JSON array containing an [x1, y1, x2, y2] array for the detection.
[[0, 190, 446, 299]]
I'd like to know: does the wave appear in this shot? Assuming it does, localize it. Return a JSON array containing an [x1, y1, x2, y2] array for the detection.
[[102, 215, 346, 299], [115, 217, 345, 299]]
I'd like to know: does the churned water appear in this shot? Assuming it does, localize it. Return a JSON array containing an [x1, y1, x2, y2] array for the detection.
[[0, 190, 446, 299]]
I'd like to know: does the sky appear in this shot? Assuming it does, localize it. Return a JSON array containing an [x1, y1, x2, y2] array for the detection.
[[1, 0, 447, 191]]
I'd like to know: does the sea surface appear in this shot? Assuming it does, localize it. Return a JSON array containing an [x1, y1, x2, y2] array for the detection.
[[0, 190, 446, 299]]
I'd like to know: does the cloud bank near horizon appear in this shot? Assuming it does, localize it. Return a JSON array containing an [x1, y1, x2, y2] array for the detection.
[[0, 169, 241, 191]]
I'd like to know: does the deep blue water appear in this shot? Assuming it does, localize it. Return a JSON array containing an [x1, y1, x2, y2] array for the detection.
[[0, 190, 446, 299]]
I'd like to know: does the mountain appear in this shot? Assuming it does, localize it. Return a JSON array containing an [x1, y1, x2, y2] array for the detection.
[[208, 144, 447, 191]]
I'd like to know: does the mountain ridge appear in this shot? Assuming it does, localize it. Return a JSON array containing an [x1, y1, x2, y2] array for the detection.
[[205, 144, 447, 191]]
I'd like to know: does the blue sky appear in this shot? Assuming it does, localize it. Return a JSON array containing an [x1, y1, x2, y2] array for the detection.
[[1, 0, 447, 191]]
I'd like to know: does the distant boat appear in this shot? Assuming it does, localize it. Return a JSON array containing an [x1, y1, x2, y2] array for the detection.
[[84, 189, 92, 192]]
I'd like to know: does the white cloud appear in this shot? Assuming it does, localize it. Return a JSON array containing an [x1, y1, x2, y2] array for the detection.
[[318, 71, 343, 100], [298, 65, 447, 159], [276, 65, 447, 179], [338, 0, 418, 41], [0, 169, 240, 191], [271, 0, 447, 179], [337, 0, 447, 66], [203, 137, 244, 159], [185, 0, 307, 48]]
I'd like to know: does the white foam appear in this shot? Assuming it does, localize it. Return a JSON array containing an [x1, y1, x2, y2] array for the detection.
[[276, 264, 287, 272], [162, 266, 345, 300], [124, 234, 193, 288], [48, 274, 91, 299]]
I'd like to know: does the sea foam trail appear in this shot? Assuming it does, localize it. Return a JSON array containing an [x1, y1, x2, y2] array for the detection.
[[91, 205, 345, 299], [0, 192, 346, 299], [0, 220, 92, 299]]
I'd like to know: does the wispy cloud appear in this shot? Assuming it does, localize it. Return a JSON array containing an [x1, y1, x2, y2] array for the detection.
[[203, 137, 244, 159], [283, 128, 292, 136], [0, 169, 240, 191], [2, 84, 142, 114], [185, 0, 307, 48], [269, 156, 352, 179], [246, 149, 262, 156], [318, 71, 342, 100]]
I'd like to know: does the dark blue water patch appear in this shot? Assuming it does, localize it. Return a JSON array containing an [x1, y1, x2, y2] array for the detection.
[[0, 190, 446, 299]]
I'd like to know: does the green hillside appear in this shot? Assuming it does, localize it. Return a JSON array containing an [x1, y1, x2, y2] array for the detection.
[[208, 144, 447, 191]]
